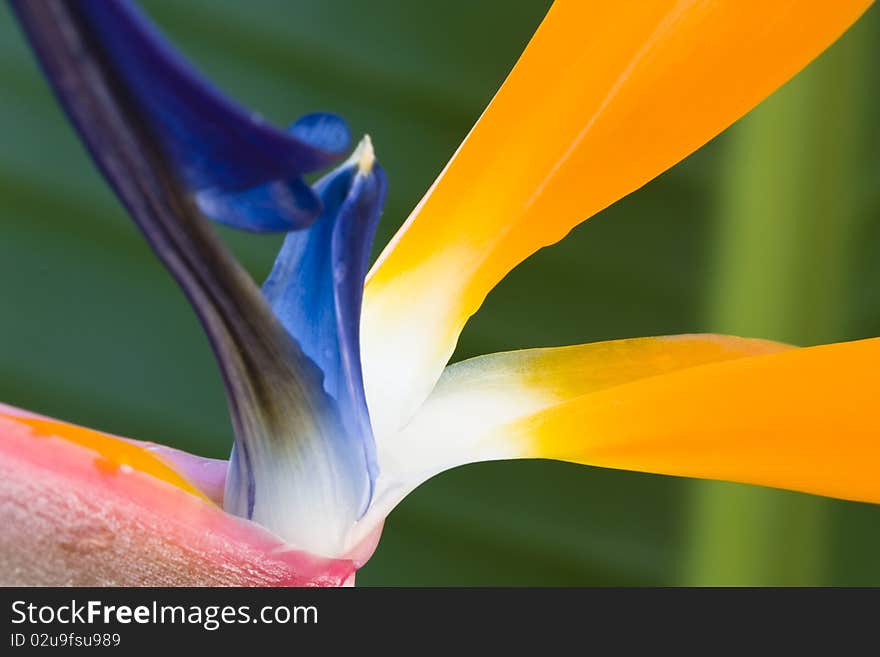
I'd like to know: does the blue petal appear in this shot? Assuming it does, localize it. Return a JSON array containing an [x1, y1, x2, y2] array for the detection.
[[263, 137, 386, 499], [288, 112, 352, 155], [223, 139, 386, 554], [193, 117, 353, 232], [71, 0, 351, 229], [195, 178, 321, 232], [329, 154, 387, 489]]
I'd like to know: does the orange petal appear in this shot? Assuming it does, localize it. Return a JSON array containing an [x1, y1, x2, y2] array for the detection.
[[520, 337, 880, 504], [360, 334, 788, 530], [362, 0, 873, 437], [0, 409, 354, 585]]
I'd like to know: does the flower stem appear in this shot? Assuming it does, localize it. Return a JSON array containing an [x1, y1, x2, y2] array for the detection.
[[684, 19, 872, 585]]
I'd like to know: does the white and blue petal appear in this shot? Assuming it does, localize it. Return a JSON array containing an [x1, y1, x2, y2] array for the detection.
[[238, 138, 386, 553]]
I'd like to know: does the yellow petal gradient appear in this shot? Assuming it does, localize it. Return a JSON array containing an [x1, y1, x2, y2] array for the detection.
[[359, 334, 787, 533], [520, 337, 880, 504], [361, 0, 873, 438]]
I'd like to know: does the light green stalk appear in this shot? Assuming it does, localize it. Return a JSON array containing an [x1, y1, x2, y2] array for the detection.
[[684, 19, 872, 585]]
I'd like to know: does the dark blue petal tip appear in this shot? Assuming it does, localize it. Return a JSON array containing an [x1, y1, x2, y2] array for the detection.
[[71, 0, 352, 230]]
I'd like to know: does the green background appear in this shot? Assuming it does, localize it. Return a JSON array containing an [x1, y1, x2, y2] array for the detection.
[[1, 1, 878, 585]]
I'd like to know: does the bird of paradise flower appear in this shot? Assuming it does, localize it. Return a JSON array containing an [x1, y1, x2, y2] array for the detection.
[[1, 0, 876, 585]]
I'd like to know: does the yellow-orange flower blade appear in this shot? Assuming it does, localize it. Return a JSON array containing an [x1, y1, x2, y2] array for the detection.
[[362, 0, 873, 436], [522, 337, 880, 504], [361, 334, 790, 527]]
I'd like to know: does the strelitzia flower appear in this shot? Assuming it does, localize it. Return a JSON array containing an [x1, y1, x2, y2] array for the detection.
[[2, 0, 876, 585]]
